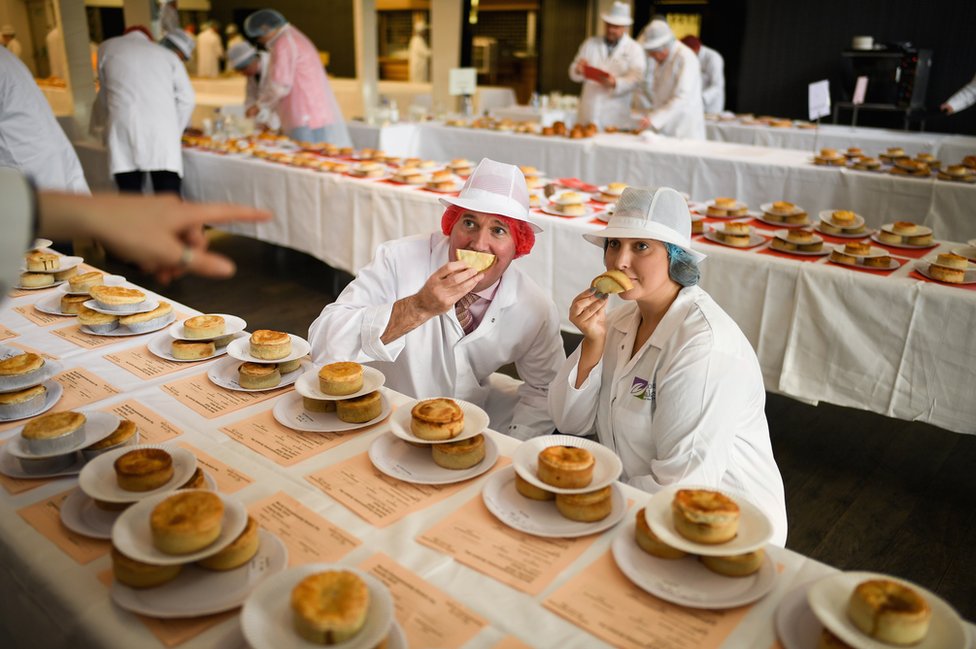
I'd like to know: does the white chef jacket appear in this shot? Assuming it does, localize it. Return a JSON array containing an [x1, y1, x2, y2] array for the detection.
[[699, 44, 725, 114], [244, 52, 280, 131], [308, 233, 566, 440], [92, 31, 194, 176], [569, 34, 646, 129], [0, 168, 35, 299], [548, 286, 788, 546], [408, 34, 430, 83], [645, 41, 706, 140], [945, 72, 976, 114], [196, 28, 223, 78], [0, 48, 88, 193], [46, 28, 67, 79]]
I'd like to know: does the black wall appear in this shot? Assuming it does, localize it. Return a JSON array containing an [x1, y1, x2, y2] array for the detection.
[[539, 0, 589, 95]]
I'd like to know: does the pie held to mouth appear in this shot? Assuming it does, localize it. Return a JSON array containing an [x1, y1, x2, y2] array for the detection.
[[591, 270, 633, 295], [456, 249, 496, 272]]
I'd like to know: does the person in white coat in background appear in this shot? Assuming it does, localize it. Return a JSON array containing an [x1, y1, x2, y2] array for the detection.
[[196, 21, 223, 78], [225, 24, 245, 51], [681, 35, 724, 114], [227, 42, 280, 131], [46, 26, 68, 79], [0, 47, 88, 193], [638, 20, 705, 139], [568, 1, 646, 129], [1, 25, 24, 63], [309, 158, 565, 440], [941, 72, 976, 115], [92, 28, 194, 195], [408, 20, 431, 83], [548, 187, 788, 546]]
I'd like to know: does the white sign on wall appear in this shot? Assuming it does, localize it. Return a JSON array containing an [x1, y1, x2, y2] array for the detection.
[[449, 68, 477, 96], [808, 80, 831, 121]]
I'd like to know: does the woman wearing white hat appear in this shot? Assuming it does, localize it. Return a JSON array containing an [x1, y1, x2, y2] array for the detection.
[[310, 158, 565, 440], [548, 187, 787, 545], [568, 1, 646, 129]]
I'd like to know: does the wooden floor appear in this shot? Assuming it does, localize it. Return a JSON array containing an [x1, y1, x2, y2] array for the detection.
[[100, 232, 976, 620]]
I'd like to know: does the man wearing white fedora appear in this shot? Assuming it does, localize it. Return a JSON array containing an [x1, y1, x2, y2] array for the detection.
[[548, 187, 788, 546], [309, 158, 565, 440], [568, 1, 646, 129], [637, 19, 705, 139]]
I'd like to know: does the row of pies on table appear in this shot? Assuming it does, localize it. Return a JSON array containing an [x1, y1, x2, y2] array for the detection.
[[814, 147, 976, 181], [0, 352, 54, 421], [10, 409, 139, 473], [79, 285, 174, 334]]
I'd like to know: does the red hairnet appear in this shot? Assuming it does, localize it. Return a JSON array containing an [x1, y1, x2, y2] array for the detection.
[[680, 35, 702, 53], [441, 204, 535, 258], [124, 25, 153, 40]]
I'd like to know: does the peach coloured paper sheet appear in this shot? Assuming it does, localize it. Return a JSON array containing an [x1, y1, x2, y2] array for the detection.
[[219, 407, 355, 467], [7, 341, 59, 360], [161, 372, 288, 419], [249, 491, 360, 566], [15, 304, 71, 326], [17, 488, 109, 564], [177, 442, 253, 494], [51, 323, 118, 349], [491, 637, 535, 649], [360, 553, 487, 649], [0, 440, 51, 494], [0, 367, 119, 433], [306, 452, 506, 528], [0, 323, 17, 340], [104, 399, 182, 444], [104, 345, 191, 380], [417, 494, 598, 596], [543, 552, 752, 649]]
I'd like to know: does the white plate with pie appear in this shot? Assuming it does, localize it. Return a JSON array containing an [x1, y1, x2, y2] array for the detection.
[[5, 410, 119, 460], [913, 262, 976, 285], [644, 483, 774, 556], [33, 293, 79, 317], [79, 444, 198, 503], [703, 229, 767, 249], [878, 222, 933, 236], [591, 187, 625, 203], [769, 231, 831, 257], [226, 334, 311, 365], [32, 238, 53, 250], [755, 214, 810, 229], [19, 255, 84, 273], [0, 443, 84, 479], [0, 358, 62, 393], [57, 274, 126, 296], [387, 398, 489, 445], [147, 331, 243, 363], [482, 466, 626, 538], [775, 581, 826, 649], [83, 297, 159, 315], [80, 311, 177, 337], [368, 431, 499, 485], [952, 245, 976, 263], [272, 390, 392, 433], [207, 356, 309, 393], [111, 529, 288, 618], [828, 256, 901, 271], [112, 490, 249, 565], [540, 204, 600, 219], [818, 210, 866, 230], [830, 243, 890, 259], [241, 564, 394, 649], [511, 434, 622, 495], [13, 278, 65, 290], [868, 233, 938, 250], [167, 314, 248, 340], [813, 223, 874, 239], [611, 519, 777, 609], [294, 365, 385, 401], [425, 181, 465, 193], [806, 571, 968, 649], [0, 380, 63, 422]]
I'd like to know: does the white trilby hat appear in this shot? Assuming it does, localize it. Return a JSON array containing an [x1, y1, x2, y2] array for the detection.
[[438, 158, 542, 234], [227, 42, 258, 69], [601, 2, 633, 27], [162, 30, 195, 59], [1, 25, 15, 36], [583, 187, 706, 263], [641, 19, 675, 51]]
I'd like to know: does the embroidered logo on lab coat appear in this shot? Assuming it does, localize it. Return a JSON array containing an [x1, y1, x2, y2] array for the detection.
[[631, 376, 655, 401]]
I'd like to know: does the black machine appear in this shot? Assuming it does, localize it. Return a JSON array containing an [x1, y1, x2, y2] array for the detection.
[[840, 43, 932, 109]]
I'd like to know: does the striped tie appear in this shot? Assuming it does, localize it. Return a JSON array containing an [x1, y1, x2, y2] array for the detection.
[[454, 293, 479, 334]]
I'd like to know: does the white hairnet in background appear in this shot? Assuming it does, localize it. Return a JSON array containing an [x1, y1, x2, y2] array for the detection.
[[243, 9, 287, 38]]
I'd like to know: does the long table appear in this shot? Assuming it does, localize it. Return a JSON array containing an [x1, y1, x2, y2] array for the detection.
[[8, 273, 960, 649]]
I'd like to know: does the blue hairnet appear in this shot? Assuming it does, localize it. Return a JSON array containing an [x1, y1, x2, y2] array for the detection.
[[243, 9, 287, 38], [664, 242, 700, 287]]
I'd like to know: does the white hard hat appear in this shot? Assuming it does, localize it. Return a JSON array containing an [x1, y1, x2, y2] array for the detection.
[[583, 187, 705, 263], [162, 29, 195, 59], [438, 158, 542, 233], [641, 19, 675, 51], [1, 25, 15, 36], [227, 42, 257, 69], [601, 2, 633, 27]]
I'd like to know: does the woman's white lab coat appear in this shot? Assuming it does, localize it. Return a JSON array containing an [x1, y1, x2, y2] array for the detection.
[[548, 286, 788, 546], [196, 28, 223, 78], [699, 44, 725, 114], [569, 34, 646, 129], [92, 31, 194, 176], [945, 73, 976, 114], [645, 41, 706, 139], [408, 33, 430, 83], [308, 233, 566, 441]]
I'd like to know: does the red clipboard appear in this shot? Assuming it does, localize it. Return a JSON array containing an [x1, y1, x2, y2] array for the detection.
[[582, 64, 611, 83]]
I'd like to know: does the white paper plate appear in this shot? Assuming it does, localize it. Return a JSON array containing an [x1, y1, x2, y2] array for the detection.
[[294, 366, 385, 401], [830, 243, 890, 259], [0, 380, 62, 422], [19, 255, 83, 273], [6, 410, 119, 459], [167, 313, 248, 340], [813, 223, 875, 239], [272, 390, 392, 433], [611, 519, 777, 609], [349, 172, 392, 182], [226, 334, 311, 364], [80, 311, 176, 336], [147, 331, 243, 363], [59, 486, 124, 539], [818, 210, 866, 230], [112, 490, 248, 565], [511, 434, 622, 495], [755, 214, 810, 229], [241, 564, 394, 649], [879, 222, 933, 237], [207, 356, 309, 392], [84, 297, 159, 315], [482, 466, 626, 538], [869, 233, 938, 250], [951, 245, 976, 263], [111, 530, 288, 618], [425, 181, 465, 193], [550, 190, 591, 206], [591, 186, 625, 203], [79, 445, 198, 503], [806, 571, 968, 649], [705, 199, 748, 212], [13, 279, 65, 290], [644, 483, 774, 556], [57, 274, 126, 295], [388, 398, 489, 445], [828, 256, 901, 271], [775, 581, 827, 649], [703, 229, 767, 249], [913, 262, 976, 285], [368, 431, 499, 485], [540, 204, 599, 219], [0, 358, 62, 394], [761, 202, 806, 216], [0, 443, 84, 479], [32, 238, 53, 250], [33, 293, 78, 317]]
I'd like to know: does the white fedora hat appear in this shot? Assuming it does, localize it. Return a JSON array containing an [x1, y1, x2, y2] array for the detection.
[[641, 19, 675, 51], [583, 187, 706, 263], [438, 158, 542, 233], [601, 1, 633, 27]]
